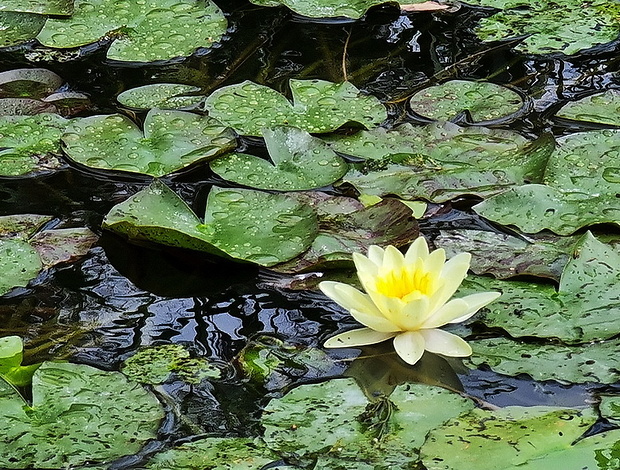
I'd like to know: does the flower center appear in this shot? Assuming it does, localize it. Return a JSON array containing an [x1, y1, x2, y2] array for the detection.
[[374, 263, 436, 300]]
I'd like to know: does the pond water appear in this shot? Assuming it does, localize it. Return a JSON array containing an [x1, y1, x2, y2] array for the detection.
[[1, 1, 620, 468]]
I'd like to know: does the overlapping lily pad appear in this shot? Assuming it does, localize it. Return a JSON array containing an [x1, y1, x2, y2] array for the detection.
[[249, 0, 411, 19], [204, 79, 386, 136], [117, 83, 203, 110], [0, 113, 69, 176], [0, 361, 164, 469], [469, 337, 620, 384], [0, 68, 63, 99], [460, 232, 620, 344], [0, 0, 73, 16], [464, 0, 620, 55], [210, 126, 349, 190], [36, 0, 227, 62], [475, 129, 620, 235], [62, 109, 236, 177], [103, 180, 318, 267], [556, 89, 620, 126], [408, 80, 525, 123], [0, 12, 45, 47], [421, 405, 620, 469], [329, 121, 552, 202]]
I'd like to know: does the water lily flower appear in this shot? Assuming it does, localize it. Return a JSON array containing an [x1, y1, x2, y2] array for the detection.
[[320, 237, 500, 365]]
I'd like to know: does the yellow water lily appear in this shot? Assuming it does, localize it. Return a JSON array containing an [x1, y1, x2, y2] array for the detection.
[[320, 237, 500, 365]]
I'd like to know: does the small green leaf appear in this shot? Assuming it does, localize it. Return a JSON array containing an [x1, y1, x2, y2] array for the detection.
[[557, 89, 620, 126], [0, 336, 40, 387], [204, 79, 386, 136], [62, 109, 236, 177], [117, 83, 203, 110], [249, 0, 409, 18], [210, 126, 348, 190], [0, 239, 42, 296]]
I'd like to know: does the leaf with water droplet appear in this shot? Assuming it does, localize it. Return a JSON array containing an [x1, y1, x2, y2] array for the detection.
[[557, 89, 620, 126], [0, 11, 45, 47], [62, 109, 235, 177], [117, 83, 203, 110], [249, 0, 430, 18], [0, 238, 42, 296], [210, 126, 348, 190], [475, 129, 620, 235], [204, 79, 386, 136], [0, 335, 41, 387]]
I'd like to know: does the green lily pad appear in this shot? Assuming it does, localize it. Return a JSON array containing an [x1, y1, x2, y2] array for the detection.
[[121, 344, 221, 385], [0, 11, 45, 47], [556, 89, 620, 126], [460, 232, 620, 344], [0, 98, 56, 116], [36, 0, 227, 62], [0, 113, 69, 176], [0, 68, 63, 99], [330, 122, 552, 202], [210, 126, 348, 191], [0, 239, 42, 296], [434, 230, 576, 281], [248, 0, 411, 19], [146, 437, 283, 470], [469, 337, 620, 384], [62, 109, 235, 177], [600, 396, 620, 425], [0, 0, 73, 15], [421, 405, 620, 470], [466, 0, 620, 55], [262, 378, 474, 467], [204, 79, 386, 136], [474, 129, 620, 235], [0, 361, 164, 469], [117, 83, 203, 110], [103, 181, 318, 267], [0, 336, 40, 387], [408, 80, 525, 123]]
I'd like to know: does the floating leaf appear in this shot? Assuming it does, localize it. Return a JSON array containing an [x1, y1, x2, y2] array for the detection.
[[556, 89, 620, 126], [103, 181, 318, 267], [37, 0, 227, 62], [0, 113, 69, 176], [204, 79, 386, 136], [0, 239, 42, 296], [248, 0, 423, 19], [0, 98, 56, 115], [0, 336, 40, 387], [0, 214, 52, 239], [475, 129, 620, 235], [408, 80, 525, 123], [0, 0, 73, 15], [0, 68, 63, 99], [29, 227, 98, 270], [211, 127, 348, 191], [62, 109, 235, 177], [600, 396, 620, 426], [0, 11, 45, 47], [469, 337, 620, 384], [329, 122, 552, 202], [146, 437, 282, 470], [421, 405, 620, 470], [465, 0, 620, 55], [117, 83, 203, 110], [0, 362, 164, 469], [460, 232, 620, 344]]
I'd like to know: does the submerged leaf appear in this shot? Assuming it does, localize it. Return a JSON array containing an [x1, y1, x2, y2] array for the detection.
[[0, 68, 63, 99], [204, 79, 386, 136]]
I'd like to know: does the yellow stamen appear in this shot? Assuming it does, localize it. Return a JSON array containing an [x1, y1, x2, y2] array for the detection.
[[374, 262, 436, 299]]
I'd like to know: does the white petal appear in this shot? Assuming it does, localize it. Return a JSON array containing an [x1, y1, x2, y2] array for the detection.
[[448, 291, 502, 324], [366, 290, 406, 325], [319, 282, 399, 332], [353, 252, 379, 292], [421, 298, 470, 328], [383, 245, 405, 273], [367, 245, 385, 265], [396, 296, 432, 329], [424, 248, 446, 276], [393, 331, 426, 365], [324, 328, 396, 348], [404, 236, 429, 263], [420, 329, 472, 357], [429, 253, 471, 310]]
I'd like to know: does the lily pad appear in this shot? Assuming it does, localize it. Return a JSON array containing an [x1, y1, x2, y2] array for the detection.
[[466, 0, 620, 55], [0, 214, 52, 239], [469, 337, 620, 384], [330, 122, 552, 202], [204, 79, 386, 136], [0, 11, 45, 47], [0, 361, 164, 469], [0, 0, 73, 15], [474, 129, 620, 235], [421, 405, 620, 470], [0, 239, 42, 296], [556, 89, 620, 126], [210, 127, 348, 191], [62, 109, 236, 177], [248, 0, 414, 19], [460, 232, 620, 344], [36, 0, 228, 62], [600, 396, 620, 425], [117, 83, 203, 110], [0, 113, 70, 176], [146, 437, 282, 470], [408, 80, 525, 123], [0, 98, 57, 115], [103, 181, 318, 267], [0, 336, 40, 387], [0, 68, 63, 99], [29, 227, 98, 269], [262, 378, 474, 467]]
